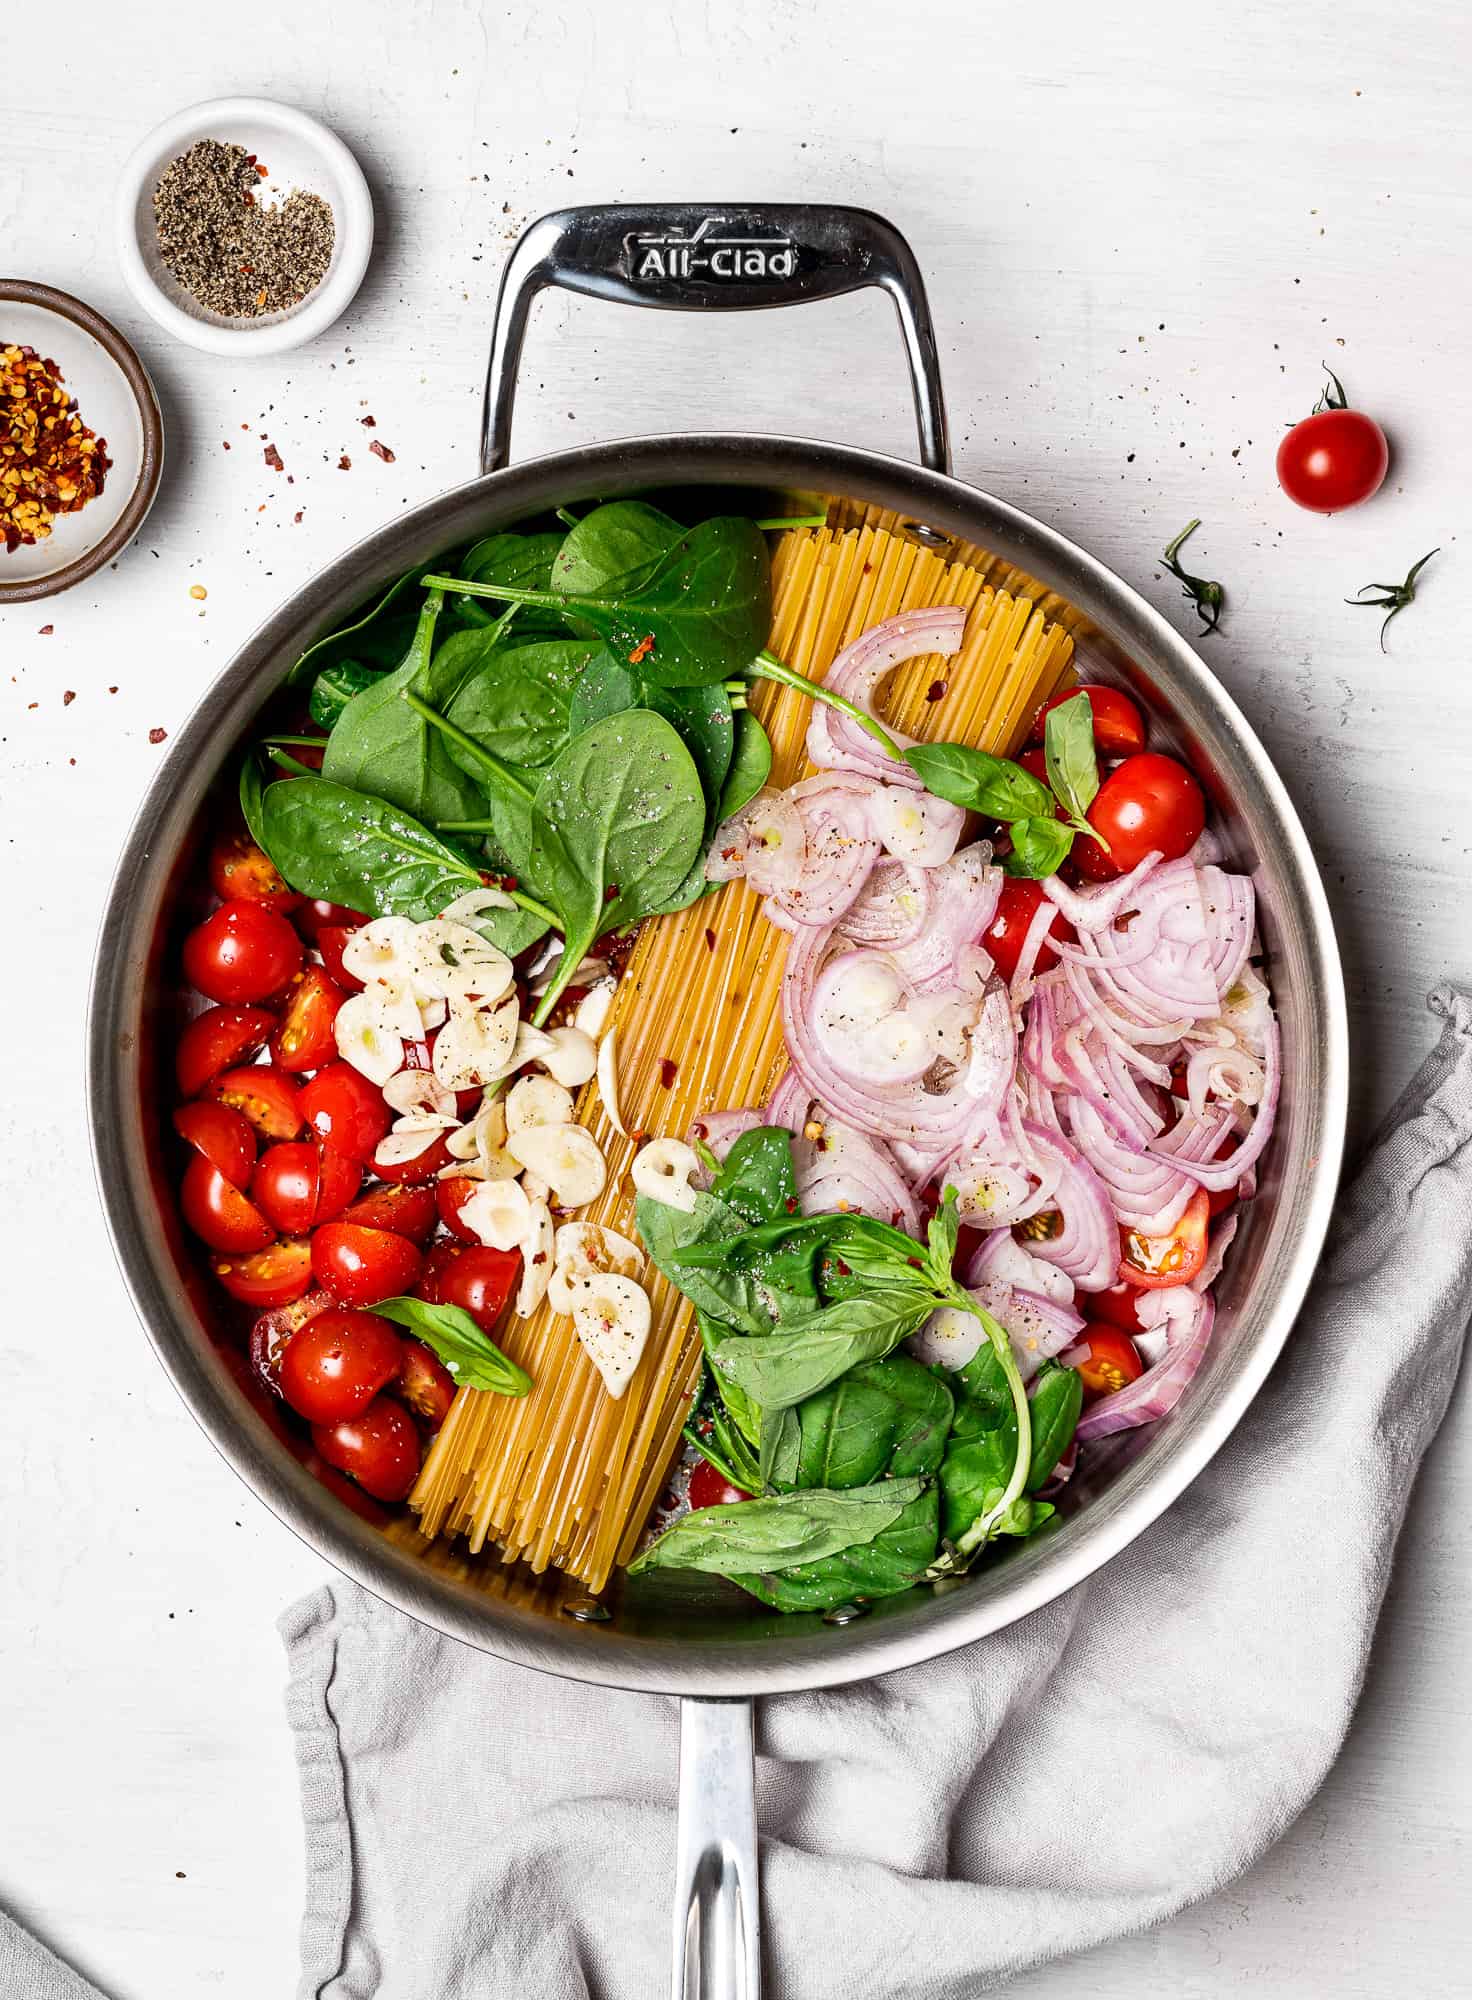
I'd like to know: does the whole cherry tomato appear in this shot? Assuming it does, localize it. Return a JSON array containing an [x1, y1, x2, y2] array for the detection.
[[173, 1100, 256, 1190], [341, 1182, 439, 1244], [396, 1339, 456, 1430], [180, 1154, 274, 1254], [182, 900, 303, 1005], [312, 1396, 422, 1502], [1074, 752, 1205, 881], [417, 1240, 520, 1335], [1029, 683, 1147, 758], [1087, 1281, 1146, 1335], [688, 1459, 752, 1509], [1276, 396, 1388, 514], [1119, 1187, 1210, 1289], [295, 899, 366, 942], [299, 1062, 391, 1161], [207, 828, 301, 910], [316, 925, 367, 994], [279, 1306, 404, 1425], [1071, 1326, 1146, 1398], [435, 1177, 485, 1245], [204, 1064, 305, 1142], [269, 965, 346, 1073], [311, 1222, 422, 1307], [983, 876, 1073, 984], [211, 1236, 313, 1309], [176, 1005, 276, 1098]]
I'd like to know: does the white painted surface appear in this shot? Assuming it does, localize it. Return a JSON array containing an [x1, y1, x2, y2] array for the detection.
[[2, 1, 1468, 1994]]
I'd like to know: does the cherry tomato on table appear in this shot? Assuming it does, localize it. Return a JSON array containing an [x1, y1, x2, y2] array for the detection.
[[983, 876, 1075, 984], [311, 1221, 423, 1307], [1074, 753, 1205, 881], [269, 964, 346, 1073], [417, 1241, 521, 1334], [1276, 403, 1388, 514], [176, 1005, 276, 1097], [1030, 683, 1148, 758], [205, 1064, 305, 1143], [207, 829, 301, 911], [1071, 1326, 1146, 1398], [172, 1100, 256, 1189], [182, 899, 303, 1005], [312, 1395, 422, 1502], [279, 1306, 404, 1425], [1119, 1187, 1210, 1289], [299, 1061, 392, 1161], [688, 1460, 752, 1510], [211, 1236, 314, 1309], [397, 1339, 456, 1430], [179, 1154, 274, 1254]]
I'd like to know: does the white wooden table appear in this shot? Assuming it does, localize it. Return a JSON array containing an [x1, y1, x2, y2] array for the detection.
[[3, 1, 1468, 1992]]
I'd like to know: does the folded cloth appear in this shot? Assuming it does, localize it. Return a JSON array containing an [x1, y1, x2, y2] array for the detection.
[[0, 1910, 103, 2000]]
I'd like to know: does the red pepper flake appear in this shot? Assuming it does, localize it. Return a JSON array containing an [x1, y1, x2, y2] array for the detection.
[[784, 1196, 798, 1213], [255, 162, 270, 180], [148, 726, 168, 744], [360, 414, 377, 427], [107, 684, 118, 694], [62, 689, 75, 704], [222, 440, 231, 450], [659, 1057, 678, 1089], [836, 1259, 851, 1278], [603, 883, 619, 902], [925, 679, 948, 702], [39, 625, 54, 636], [263, 442, 284, 471], [369, 439, 395, 463], [338, 455, 351, 470], [627, 634, 656, 666], [703, 927, 717, 952], [293, 510, 303, 523]]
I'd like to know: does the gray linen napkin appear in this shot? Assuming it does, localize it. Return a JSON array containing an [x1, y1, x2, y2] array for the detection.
[[6, 989, 1468, 2000], [273, 983, 1472, 2000]]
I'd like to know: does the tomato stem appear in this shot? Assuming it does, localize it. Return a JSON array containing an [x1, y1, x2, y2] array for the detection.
[[1345, 548, 1439, 652], [1160, 520, 1224, 637]]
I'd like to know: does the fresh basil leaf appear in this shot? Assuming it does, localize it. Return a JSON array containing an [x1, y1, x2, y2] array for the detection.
[[735, 1481, 941, 1612], [709, 1292, 931, 1411], [627, 1477, 927, 1577], [717, 709, 773, 822], [309, 657, 382, 731], [442, 634, 600, 771], [709, 1127, 800, 1227], [696, 1310, 762, 1444], [924, 1190, 961, 1283], [371, 1296, 531, 1397], [938, 1347, 1018, 1543], [904, 740, 1054, 822], [1001, 816, 1074, 880], [758, 1404, 802, 1490], [1043, 689, 1101, 818], [777, 1354, 954, 1493], [551, 500, 683, 598], [636, 1192, 773, 1336], [1025, 1361, 1083, 1492]]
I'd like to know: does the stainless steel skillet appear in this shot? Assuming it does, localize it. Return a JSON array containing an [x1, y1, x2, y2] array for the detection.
[[88, 204, 1347, 1999]]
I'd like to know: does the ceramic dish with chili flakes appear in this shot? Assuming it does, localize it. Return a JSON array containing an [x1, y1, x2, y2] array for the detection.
[[0, 282, 163, 604]]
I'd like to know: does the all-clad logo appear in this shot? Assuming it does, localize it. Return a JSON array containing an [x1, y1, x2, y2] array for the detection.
[[626, 215, 798, 283]]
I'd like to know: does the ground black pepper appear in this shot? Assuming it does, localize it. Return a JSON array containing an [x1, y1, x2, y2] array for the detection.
[[152, 140, 335, 319]]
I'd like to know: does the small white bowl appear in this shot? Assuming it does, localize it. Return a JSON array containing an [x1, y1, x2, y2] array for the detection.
[[116, 96, 373, 356]]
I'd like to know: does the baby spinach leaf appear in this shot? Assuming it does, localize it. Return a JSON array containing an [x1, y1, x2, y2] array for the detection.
[[287, 567, 422, 686], [777, 1354, 954, 1493], [1002, 816, 1074, 880], [322, 592, 487, 828], [627, 1477, 927, 1578], [257, 774, 546, 948], [735, 1481, 941, 1612], [717, 710, 773, 822], [372, 1296, 531, 1397], [904, 740, 1054, 821], [570, 656, 735, 805], [1043, 690, 1101, 820], [709, 1292, 932, 1412], [709, 1126, 800, 1227], [309, 658, 382, 731], [441, 634, 600, 771], [551, 499, 683, 597], [239, 751, 268, 850], [455, 532, 566, 633]]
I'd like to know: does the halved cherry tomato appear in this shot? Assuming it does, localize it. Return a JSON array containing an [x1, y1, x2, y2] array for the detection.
[[207, 828, 301, 910], [1119, 1187, 1210, 1289], [316, 925, 367, 994], [295, 898, 367, 942], [417, 1240, 520, 1334], [176, 1005, 276, 1098], [396, 1338, 456, 1430], [279, 1306, 404, 1425], [369, 1129, 453, 1185], [315, 1146, 364, 1224], [269, 965, 346, 1073], [1030, 683, 1148, 758], [251, 1288, 334, 1393], [341, 1182, 438, 1244], [1074, 752, 1205, 881], [435, 1177, 485, 1244], [180, 1154, 275, 1253], [182, 899, 303, 1005], [983, 876, 1074, 984], [1072, 1325, 1146, 1398], [688, 1460, 752, 1509], [311, 1222, 423, 1306], [299, 1061, 391, 1161], [173, 1100, 256, 1189], [205, 1064, 305, 1142], [251, 1142, 321, 1235], [1276, 405, 1388, 514], [312, 1395, 421, 1502], [211, 1236, 314, 1309], [1087, 1280, 1146, 1334]]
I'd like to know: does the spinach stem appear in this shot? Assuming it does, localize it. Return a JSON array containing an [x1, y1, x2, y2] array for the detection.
[[267, 747, 321, 778], [401, 690, 536, 801], [748, 649, 905, 759], [421, 571, 592, 612], [555, 506, 580, 528], [530, 922, 597, 1028], [754, 514, 828, 531]]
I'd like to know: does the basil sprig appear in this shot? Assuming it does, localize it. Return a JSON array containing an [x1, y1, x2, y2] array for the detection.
[[371, 1297, 532, 1398]]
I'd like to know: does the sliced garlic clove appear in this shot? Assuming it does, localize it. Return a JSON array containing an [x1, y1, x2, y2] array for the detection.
[[572, 1274, 651, 1398], [538, 1026, 598, 1088], [572, 977, 617, 1041], [432, 993, 519, 1091], [373, 1120, 450, 1170], [445, 1091, 505, 1160], [417, 995, 449, 1033], [334, 992, 404, 1086], [357, 978, 425, 1043], [409, 919, 515, 1005], [340, 916, 419, 988], [458, 1175, 532, 1252], [515, 1198, 555, 1317], [520, 1170, 551, 1202], [596, 1026, 625, 1137], [506, 1073, 575, 1137], [441, 886, 516, 925], [505, 1123, 607, 1209], [383, 1068, 458, 1120], [631, 1137, 702, 1213], [547, 1222, 643, 1314]]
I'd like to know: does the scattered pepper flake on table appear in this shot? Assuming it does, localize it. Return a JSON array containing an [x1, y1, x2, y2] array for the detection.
[[263, 442, 284, 471], [368, 439, 395, 463], [148, 727, 168, 743], [1, 345, 111, 552], [189, 584, 207, 601]]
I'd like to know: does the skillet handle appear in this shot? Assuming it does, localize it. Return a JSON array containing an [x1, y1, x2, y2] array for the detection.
[[671, 1695, 761, 2000], [480, 202, 949, 477]]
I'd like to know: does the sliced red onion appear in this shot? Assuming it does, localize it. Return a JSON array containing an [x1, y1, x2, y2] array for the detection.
[[1063, 1091, 1198, 1235], [890, 844, 1002, 994], [793, 1119, 921, 1236], [764, 1068, 810, 1133], [687, 1108, 765, 1162], [704, 788, 807, 893], [1010, 895, 1062, 1007], [805, 606, 966, 786], [1074, 1294, 1215, 1441], [969, 1275, 1085, 1383], [1191, 1210, 1239, 1292], [963, 975, 1014, 1111], [1183, 1041, 1265, 1119], [1148, 1019, 1280, 1192], [867, 785, 966, 868], [839, 859, 932, 948], [1041, 851, 1163, 932], [1013, 1122, 1120, 1292], [965, 1228, 1077, 1305], [768, 774, 881, 927]]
